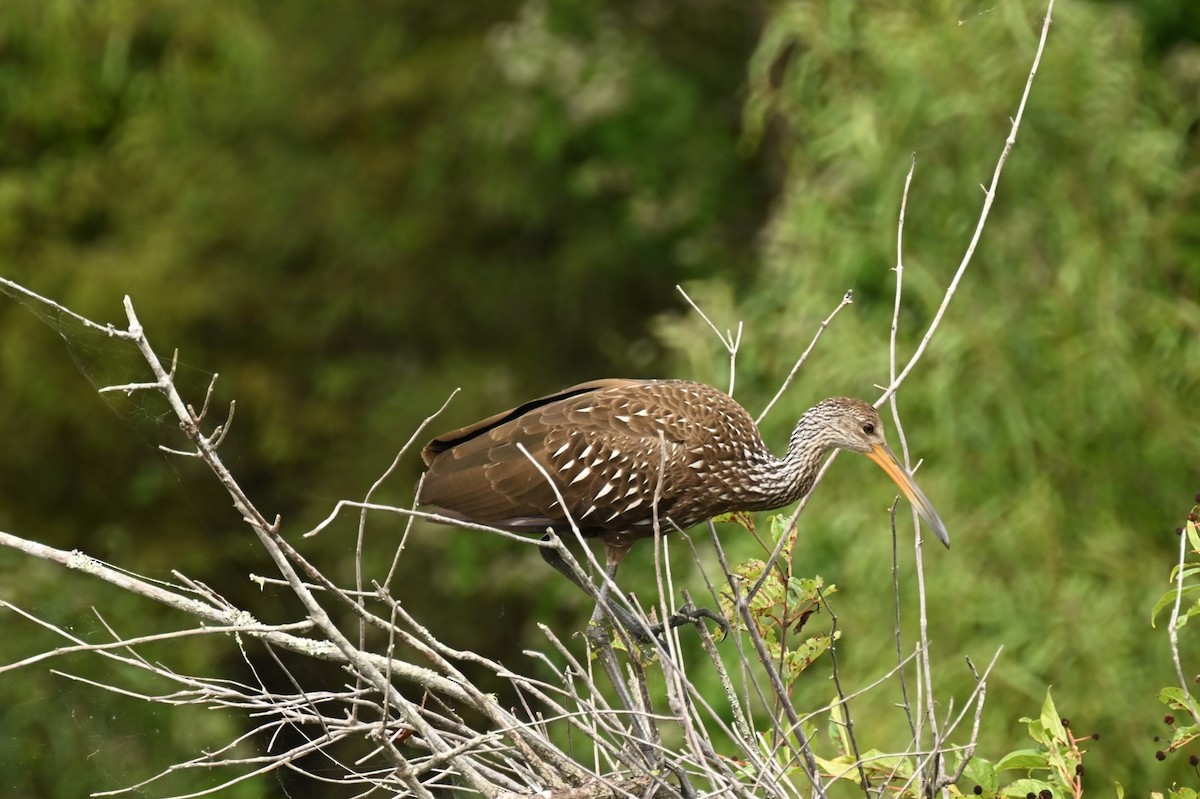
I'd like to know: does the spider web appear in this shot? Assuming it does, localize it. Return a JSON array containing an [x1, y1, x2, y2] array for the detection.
[[7, 290, 212, 450], [0, 280, 297, 797]]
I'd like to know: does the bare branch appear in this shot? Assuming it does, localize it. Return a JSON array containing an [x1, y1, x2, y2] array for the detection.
[[1168, 528, 1200, 722], [677, 284, 742, 395], [876, 0, 1056, 405], [757, 290, 854, 425], [0, 276, 136, 339]]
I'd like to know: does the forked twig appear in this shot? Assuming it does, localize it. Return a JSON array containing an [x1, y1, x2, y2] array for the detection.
[[876, 0, 1057, 406], [677, 285, 743, 395], [757, 290, 854, 425]]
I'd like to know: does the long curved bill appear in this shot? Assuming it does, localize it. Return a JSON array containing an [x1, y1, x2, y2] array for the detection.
[[865, 443, 951, 548]]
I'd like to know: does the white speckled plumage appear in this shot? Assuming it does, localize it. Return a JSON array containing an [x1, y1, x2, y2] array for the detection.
[[418, 379, 950, 550]]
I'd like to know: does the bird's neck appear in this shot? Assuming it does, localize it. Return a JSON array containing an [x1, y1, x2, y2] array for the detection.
[[745, 410, 833, 511]]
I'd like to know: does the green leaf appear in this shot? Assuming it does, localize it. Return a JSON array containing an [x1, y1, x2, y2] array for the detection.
[[1167, 565, 1200, 583], [1039, 690, 1068, 745], [813, 754, 860, 784], [1170, 722, 1199, 746], [789, 575, 825, 607], [1169, 786, 1198, 799], [1187, 520, 1200, 555], [1024, 719, 1049, 748], [827, 697, 852, 754], [783, 633, 833, 681], [1151, 584, 1200, 627], [712, 511, 754, 531], [995, 749, 1048, 771], [1002, 778, 1055, 798], [962, 756, 998, 794], [1158, 687, 1196, 709], [1179, 598, 1200, 628], [857, 749, 913, 779], [768, 513, 797, 560]]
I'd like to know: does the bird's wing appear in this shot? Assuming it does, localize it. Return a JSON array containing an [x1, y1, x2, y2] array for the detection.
[[421, 379, 641, 465], [419, 380, 691, 533]]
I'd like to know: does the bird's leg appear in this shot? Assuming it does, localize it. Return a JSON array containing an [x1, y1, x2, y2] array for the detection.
[[539, 533, 728, 642], [649, 604, 730, 640], [538, 533, 656, 642], [539, 536, 659, 763], [537, 532, 596, 595], [587, 540, 637, 647], [588, 539, 730, 642], [589, 541, 662, 768]]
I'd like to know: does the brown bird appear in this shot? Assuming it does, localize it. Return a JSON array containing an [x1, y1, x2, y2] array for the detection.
[[419, 379, 949, 635]]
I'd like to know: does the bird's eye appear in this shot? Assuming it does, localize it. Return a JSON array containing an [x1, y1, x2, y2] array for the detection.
[[862, 423, 875, 435]]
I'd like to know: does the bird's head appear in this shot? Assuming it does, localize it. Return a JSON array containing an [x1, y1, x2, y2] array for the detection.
[[811, 397, 951, 548], [810, 397, 890, 454]]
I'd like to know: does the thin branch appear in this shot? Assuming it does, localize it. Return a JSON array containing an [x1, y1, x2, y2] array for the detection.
[[757, 290, 854, 424], [935, 653, 1000, 789], [1168, 526, 1200, 722], [885, 149, 942, 793], [890, 501, 918, 744], [677, 284, 743, 395], [0, 603, 312, 674], [0, 276, 135, 339], [819, 587, 870, 797], [875, 0, 1056, 406]]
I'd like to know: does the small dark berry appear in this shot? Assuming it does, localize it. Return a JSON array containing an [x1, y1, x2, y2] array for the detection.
[[1091, 732, 1100, 740], [1156, 750, 1167, 761], [1154, 735, 1161, 742], [1039, 790, 1053, 799], [1177, 528, 1185, 536], [973, 787, 983, 795], [1190, 754, 1199, 766], [1075, 764, 1084, 776], [1026, 793, 1036, 799], [1165, 714, 1176, 725], [1061, 717, 1070, 728], [1189, 512, 1198, 523]]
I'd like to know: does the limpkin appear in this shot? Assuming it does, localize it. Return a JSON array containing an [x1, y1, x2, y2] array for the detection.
[[418, 379, 949, 637]]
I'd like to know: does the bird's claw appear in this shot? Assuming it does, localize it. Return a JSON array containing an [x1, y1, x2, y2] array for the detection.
[[596, 600, 730, 647], [645, 603, 730, 640]]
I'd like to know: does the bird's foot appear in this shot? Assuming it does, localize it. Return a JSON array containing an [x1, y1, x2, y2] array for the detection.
[[644, 603, 730, 640], [590, 600, 730, 649], [588, 605, 658, 649]]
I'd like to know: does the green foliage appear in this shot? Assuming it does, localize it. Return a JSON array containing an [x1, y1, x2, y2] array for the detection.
[[1005, 691, 1087, 798], [659, 0, 1200, 791], [719, 513, 838, 690], [805, 690, 1097, 798], [1152, 517, 1200, 631], [1149, 504, 1200, 765], [724, 523, 1098, 798]]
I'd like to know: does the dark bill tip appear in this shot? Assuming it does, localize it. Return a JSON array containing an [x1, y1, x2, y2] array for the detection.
[[865, 443, 951, 549]]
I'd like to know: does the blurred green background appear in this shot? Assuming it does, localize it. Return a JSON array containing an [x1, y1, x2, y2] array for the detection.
[[0, 0, 1197, 796]]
